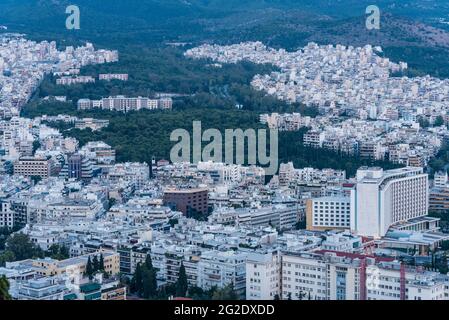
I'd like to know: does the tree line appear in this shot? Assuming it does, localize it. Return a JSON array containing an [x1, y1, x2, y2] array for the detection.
[[85, 254, 107, 280], [127, 256, 237, 300], [0, 232, 70, 267]]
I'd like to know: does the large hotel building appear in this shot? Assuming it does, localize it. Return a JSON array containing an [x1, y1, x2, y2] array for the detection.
[[350, 167, 428, 238]]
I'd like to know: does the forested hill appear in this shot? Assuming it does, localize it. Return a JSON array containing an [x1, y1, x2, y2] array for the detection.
[[1, 0, 449, 48]]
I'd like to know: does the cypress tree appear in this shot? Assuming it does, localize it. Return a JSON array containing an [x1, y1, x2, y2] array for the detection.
[[144, 254, 158, 296], [131, 263, 144, 296], [141, 266, 149, 299], [0, 276, 11, 300], [148, 268, 157, 298], [99, 254, 105, 271], [92, 255, 99, 272], [86, 256, 93, 280], [145, 254, 153, 270], [175, 261, 188, 297], [142, 266, 157, 299]]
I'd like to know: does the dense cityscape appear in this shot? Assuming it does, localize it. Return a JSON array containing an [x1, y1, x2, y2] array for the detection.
[[1, 0, 449, 306], [186, 42, 449, 168]]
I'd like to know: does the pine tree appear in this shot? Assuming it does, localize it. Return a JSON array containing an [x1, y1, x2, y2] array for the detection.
[[0, 276, 11, 300], [86, 256, 93, 280], [175, 261, 188, 297]]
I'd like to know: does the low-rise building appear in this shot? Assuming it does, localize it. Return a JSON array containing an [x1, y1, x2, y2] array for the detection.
[[16, 277, 66, 300], [99, 74, 128, 81]]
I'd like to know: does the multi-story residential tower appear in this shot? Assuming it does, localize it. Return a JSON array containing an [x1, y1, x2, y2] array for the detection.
[[246, 251, 281, 300]]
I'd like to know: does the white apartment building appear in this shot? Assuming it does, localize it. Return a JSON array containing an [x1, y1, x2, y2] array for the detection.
[[77, 96, 173, 112], [102, 96, 149, 112], [196, 161, 264, 185], [99, 73, 128, 81], [56, 76, 95, 85], [197, 250, 247, 297], [277, 164, 346, 186], [281, 251, 329, 300], [158, 98, 173, 110], [107, 162, 150, 189], [260, 113, 305, 131], [365, 262, 446, 300], [16, 278, 66, 300], [24, 224, 62, 250], [46, 199, 102, 221], [197, 161, 242, 185], [434, 171, 448, 189], [246, 251, 281, 300], [237, 205, 299, 230], [359, 140, 383, 160], [74, 118, 109, 131], [303, 131, 325, 148], [306, 196, 351, 231], [77, 99, 92, 110], [320, 231, 362, 253], [350, 167, 428, 238], [0, 201, 14, 228], [80, 141, 116, 165], [278, 162, 295, 186], [280, 251, 449, 300]]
